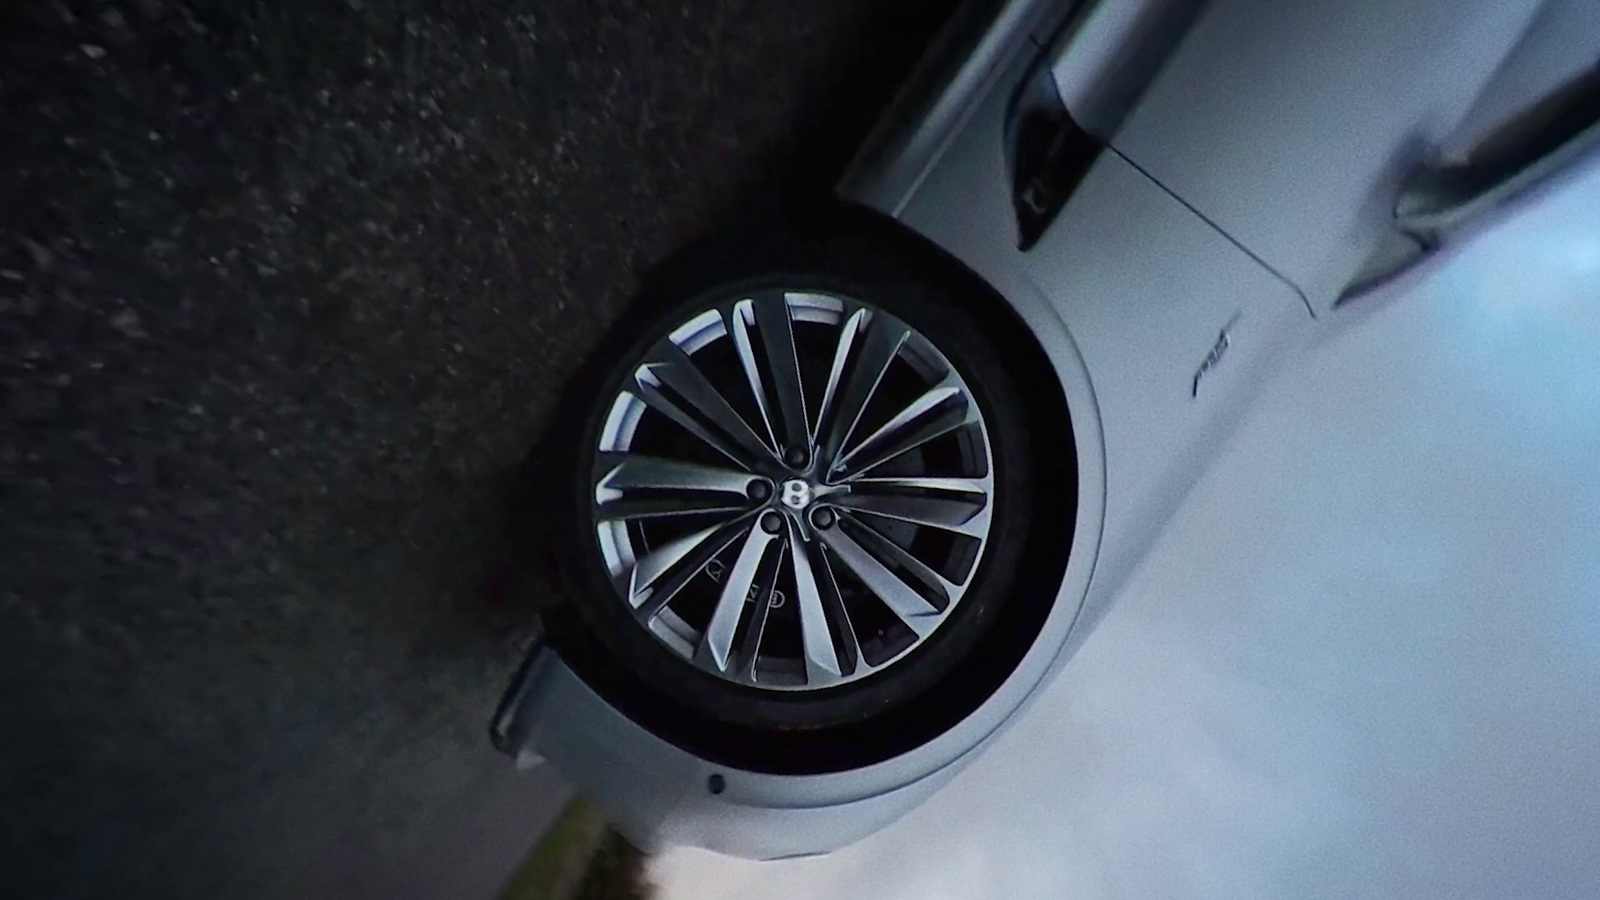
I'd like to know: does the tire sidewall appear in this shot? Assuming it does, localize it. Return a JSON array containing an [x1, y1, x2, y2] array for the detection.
[[543, 233, 1035, 741]]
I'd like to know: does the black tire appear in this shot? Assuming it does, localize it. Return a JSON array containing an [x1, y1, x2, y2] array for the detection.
[[535, 225, 1042, 772]]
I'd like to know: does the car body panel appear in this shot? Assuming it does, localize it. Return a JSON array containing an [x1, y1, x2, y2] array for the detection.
[[1444, 0, 1600, 160], [496, 0, 1593, 860], [842, 0, 1082, 217], [883, 24, 1313, 672], [498, 651, 979, 858], [505, 1, 1306, 858], [496, 1, 1111, 861], [1109, 0, 1548, 311]]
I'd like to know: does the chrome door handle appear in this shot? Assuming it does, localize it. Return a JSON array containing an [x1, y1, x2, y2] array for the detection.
[[1341, 62, 1600, 305], [1395, 63, 1600, 234]]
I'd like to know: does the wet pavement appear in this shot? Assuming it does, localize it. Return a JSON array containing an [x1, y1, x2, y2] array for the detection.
[[0, 1, 952, 896]]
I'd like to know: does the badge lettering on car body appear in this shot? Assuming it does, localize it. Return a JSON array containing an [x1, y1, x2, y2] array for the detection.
[[1192, 311, 1243, 398]]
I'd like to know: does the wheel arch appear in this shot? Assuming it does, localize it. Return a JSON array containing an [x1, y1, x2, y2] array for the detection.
[[526, 206, 1082, 775]]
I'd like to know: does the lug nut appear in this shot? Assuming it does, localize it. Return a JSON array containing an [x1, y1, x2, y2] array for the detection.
[[747, 480, 772, 502], [809, 506, 835, 530], [760, 511, 784, 534], [784, 446, 809, 467]]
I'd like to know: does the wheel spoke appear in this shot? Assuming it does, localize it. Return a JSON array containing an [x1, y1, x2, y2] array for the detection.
[[818, 518, 944, 635], [597, 495, 750, 520], [811, 308, 863, 443], [697, 523, 778, 672], [728, 301, 781, 454], [625, 516, 753, 620], [814, 309, 908, 469], [629, 381, 749, 471], [596, 453, 762, 495], [595, 454, 762, 521], [788, 526, 844, 684], [735, 539, 787, 681], [829, 476, 990, 539], [634, 341, 778, 469], [813, 545, 862, 677], [844, 514, 959, 610], [832, 375, 976, 479], [841, 475, 990, 493], [751, 293, 810, 458]]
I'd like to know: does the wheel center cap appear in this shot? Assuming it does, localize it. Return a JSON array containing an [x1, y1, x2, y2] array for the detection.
[[780, 479, 813, 510]]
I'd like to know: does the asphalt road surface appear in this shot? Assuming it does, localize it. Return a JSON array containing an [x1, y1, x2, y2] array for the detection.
[[0, 1, 955, 896]]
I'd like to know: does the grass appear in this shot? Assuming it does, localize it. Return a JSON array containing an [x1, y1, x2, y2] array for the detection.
[[498, 799, 651, 900], [571, 830, 652, 900]]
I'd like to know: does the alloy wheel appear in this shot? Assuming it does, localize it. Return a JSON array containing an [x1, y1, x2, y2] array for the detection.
[[591, 290, 995, 690]]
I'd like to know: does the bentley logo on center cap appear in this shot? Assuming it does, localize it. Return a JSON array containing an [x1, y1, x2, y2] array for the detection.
[[780, 479, 812, 510]]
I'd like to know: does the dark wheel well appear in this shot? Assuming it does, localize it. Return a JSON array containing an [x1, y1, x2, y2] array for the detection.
[[521, 205, 1078, 774]]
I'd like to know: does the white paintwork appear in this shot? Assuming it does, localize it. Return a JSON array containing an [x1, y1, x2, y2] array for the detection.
[[512, 656, 972, 859], [1110, 0, 1548, 310], [1046, 0, 1197, 138], [892, 39, 1314, 657], [1445, 0, 1600, 159], [506, 0, 1600, 861], [519, 20, 1310, 858], [653, 147, 1600, 900]]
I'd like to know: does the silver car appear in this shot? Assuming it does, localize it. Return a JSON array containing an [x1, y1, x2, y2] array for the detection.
[[491, 0, 1600, 860]]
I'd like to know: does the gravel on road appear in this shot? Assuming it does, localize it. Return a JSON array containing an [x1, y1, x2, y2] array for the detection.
[[0, 1, 953, 896]]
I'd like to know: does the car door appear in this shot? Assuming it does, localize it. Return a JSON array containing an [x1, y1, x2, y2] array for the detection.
[[1107, 0, 1563, 312], [871, 0, 1324, 657]]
